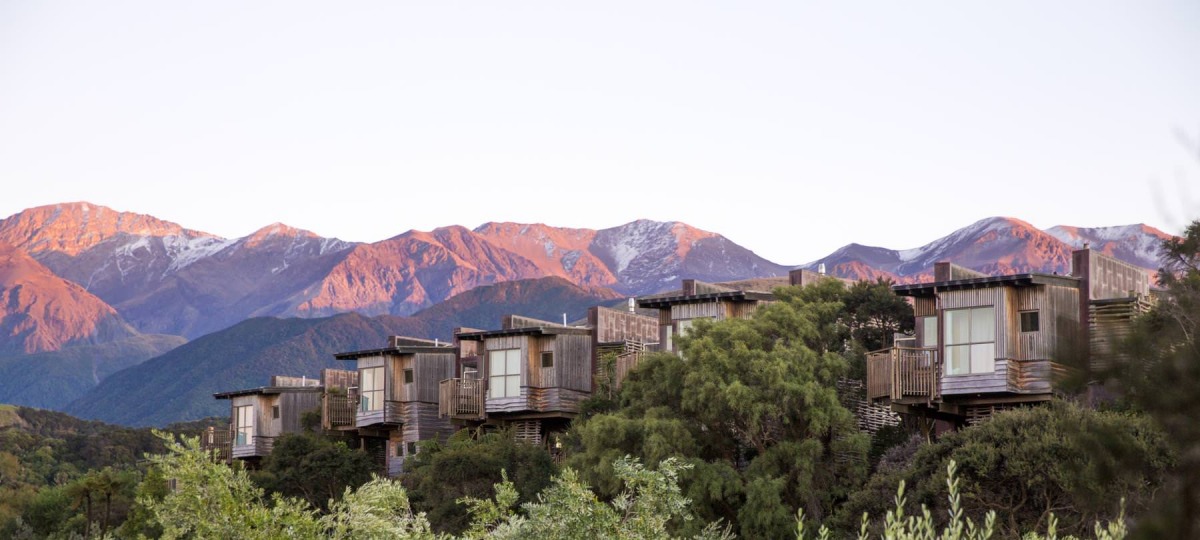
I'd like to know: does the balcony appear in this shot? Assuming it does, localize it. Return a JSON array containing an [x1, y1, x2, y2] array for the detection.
[[200, 426, 232, 464], [231, 435, 276, 459], [866, 347, 940, 403], [356, 399, 405, 427], [439, 378, 486, 420], [323, 393, 356, 430]]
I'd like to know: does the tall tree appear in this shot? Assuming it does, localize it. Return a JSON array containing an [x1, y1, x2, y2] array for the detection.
[[252, 433, 376, 512], [567, 284, 870, 537], [1102, 219, 1200, 538]]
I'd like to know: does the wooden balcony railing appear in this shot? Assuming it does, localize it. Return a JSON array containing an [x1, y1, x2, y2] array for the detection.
[[866, 347, 940, 403], [200, 426, 232, 464], [356, 399, 406, 426], [323, 393, 356, 429], [439, 378, 486, 420]]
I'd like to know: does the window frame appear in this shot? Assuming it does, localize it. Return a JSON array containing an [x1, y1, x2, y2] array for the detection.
[[1019, 310, 1040, 333], [943, 306, 996, 376], [488, 349, 522, 399], [403, 368, 414, 385], [541, 351, 554, 368], [235, 405, 254, 446], [921, 316, 938, 348], [360, 366, 384, 412]]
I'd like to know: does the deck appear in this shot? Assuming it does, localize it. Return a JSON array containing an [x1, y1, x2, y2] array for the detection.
[[438, 378, 486, 420], [866, 347, 940, 403]]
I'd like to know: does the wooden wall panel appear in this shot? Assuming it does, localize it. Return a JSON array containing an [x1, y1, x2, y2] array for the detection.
[[555, 334, 592, 392], [590, 306, 658, 344], [913, 297, 936, 318], [941, 360, 1009, 395], [670, 302, 725, 321]]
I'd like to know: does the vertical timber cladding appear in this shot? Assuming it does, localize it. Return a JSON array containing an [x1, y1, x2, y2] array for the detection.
[[388, 353, 413, 402], [555, 333, 593, 392], [938, 287, 1010, 395], [1074, 250, 1152, 301], [1015, 284, 1082, 362], [589, 306, 658, 344], [278, 391, 321, 434]]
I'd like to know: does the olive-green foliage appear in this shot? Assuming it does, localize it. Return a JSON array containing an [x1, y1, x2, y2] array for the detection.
[[252, 432, 376, 512], [462, 456, 732, 540], [401, 429, 557, 535], [568, 281, 871, 538], [835, 402, 1171, 537], [134, 431, 727, 539], [798, 459, 1131, 540], [1099, 218, 1200, 538], [0, 406, 168, 538]]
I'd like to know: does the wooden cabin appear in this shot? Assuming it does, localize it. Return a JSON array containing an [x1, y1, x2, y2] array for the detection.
[[438, 316, 593, 446], [637, 270, 843, 354], [211, 375, 323, 462], [866, 249, 1152, 425], [334, 336, 457, 476]]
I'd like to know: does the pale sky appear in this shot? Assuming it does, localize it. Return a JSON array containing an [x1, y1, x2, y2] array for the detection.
[[2, 1, 1198, 265]]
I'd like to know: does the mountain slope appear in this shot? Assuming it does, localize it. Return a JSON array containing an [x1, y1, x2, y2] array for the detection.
[[1045, 224, 1173, 271], [412, 276, 623, 338], [65, 313, 431, 426], [0, 242, 139, 355], [0, 334, 185, 409], [2, 203, 786, 336], [807, 217, 1114, 280]]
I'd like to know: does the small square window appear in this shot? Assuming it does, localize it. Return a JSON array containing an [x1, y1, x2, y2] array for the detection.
[[406, 442, 417, 455], [403, 368, 414, 384], [272, 405, 280, 419], [395, 442, 404, 457], [1020, 311, 1039, 333], [541, 351, 554, 368]]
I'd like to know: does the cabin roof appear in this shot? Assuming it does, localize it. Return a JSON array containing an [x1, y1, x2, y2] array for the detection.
[[455, 326, 593, 340], [636, 289, 775, 308], [213, 385, 322, 399], [334, 345, 456, 361], [893, 273, 1080, 297]]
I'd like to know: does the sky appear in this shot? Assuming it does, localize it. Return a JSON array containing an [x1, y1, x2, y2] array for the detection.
[[1, 1, 1198, 265]]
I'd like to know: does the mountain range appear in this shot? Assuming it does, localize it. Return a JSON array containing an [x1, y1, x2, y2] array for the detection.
[[0, 202, 1176, 425]]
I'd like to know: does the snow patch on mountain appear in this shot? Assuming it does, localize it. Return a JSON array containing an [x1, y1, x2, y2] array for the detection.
[[165, 235, 237, 272]]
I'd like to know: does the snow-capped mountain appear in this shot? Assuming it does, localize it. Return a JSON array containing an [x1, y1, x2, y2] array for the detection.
[[0, 203, 786, 338], [807, 217, 1171, 282], [1045, 224, 1173, 271]]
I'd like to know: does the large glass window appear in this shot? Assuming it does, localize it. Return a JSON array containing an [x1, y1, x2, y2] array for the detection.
[[360, 366, 384, 412], [489, 349, 521, 399], [944, 307, 995, 375], [235, 405, 254, 446]]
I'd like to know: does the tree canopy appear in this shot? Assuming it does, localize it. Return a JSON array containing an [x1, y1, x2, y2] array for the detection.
[[568, 281, 873, 537]]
